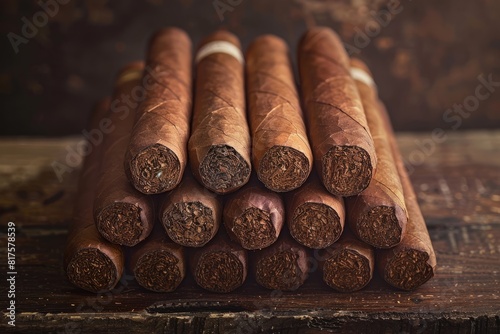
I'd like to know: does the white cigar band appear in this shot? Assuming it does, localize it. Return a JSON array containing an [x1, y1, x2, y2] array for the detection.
[[195, 40, 244, 64], [350, 67, 377, 91]]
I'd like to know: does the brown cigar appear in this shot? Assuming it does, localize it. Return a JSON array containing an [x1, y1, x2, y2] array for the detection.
[[318, 228, 374, 292], [159, 172, 221, 247], [94, 62, 155, 247], [128, 223, 185, 292], [191, 231, 248, 293], [346, 59, 408, 248], [347, 60, 436, 289], [253, 231, 309, 291], [188, 30, 251, 194], [286, 174, 345, 249], [64, 98, 124, 293], [124, 27, 192, 194], [298, 27, 376, 197], [377, 98, 437, 290], [223, 178, 284, 250], [246, 35, 313, 192]]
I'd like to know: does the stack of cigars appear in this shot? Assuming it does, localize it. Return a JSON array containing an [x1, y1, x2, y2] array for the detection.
[[64, 27, 436, 295]]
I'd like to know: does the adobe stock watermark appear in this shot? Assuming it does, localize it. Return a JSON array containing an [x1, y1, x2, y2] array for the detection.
[[344, 0, 405, 56], [51, 66, 160, 183], [402, 73, 500, 175], [213, 0, 245, 22], [7, 0, 71, 54]]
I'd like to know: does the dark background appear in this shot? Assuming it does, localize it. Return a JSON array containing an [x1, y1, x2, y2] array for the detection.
[[1, 0, 499, 136]]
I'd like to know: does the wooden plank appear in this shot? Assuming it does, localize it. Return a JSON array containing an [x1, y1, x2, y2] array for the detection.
[[0, 137, 79, 227], [397, 131, 500, 227], [0, 130, 499, 332]]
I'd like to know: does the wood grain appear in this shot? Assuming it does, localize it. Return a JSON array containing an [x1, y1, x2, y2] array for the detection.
[[0, 131, 499, 333]]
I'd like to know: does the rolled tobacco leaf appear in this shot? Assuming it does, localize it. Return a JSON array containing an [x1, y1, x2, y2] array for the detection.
[[223, 178, 284, 250], [346, 58, 408, 249], [286, 174, 345, 249], [318, 228, 374, 292], [298, 27, 376, 197], [188, 30, 251, 194], [191, 231, 248, 293], [377, 97, 437, 290], [125, 27, 192, 194], [64, 98, 124, 293], [128, 223, 185, 292], [159, 172, 221, 247], [253, 231, 309, 291], [94, 62, 155, 247], [246, 34, 313, 192]]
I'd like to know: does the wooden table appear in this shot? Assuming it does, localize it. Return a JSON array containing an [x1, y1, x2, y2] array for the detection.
[[1, 131, 499, 333]]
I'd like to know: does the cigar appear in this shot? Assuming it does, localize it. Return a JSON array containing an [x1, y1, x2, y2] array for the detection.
[[246, 35, 313, 192], [94, 62, 155, 247], [191, 231, 248, 293], [318, 229, 374, 292], [159, 172, 221, 247], [346, 59, 408, 248], [298, 27, 377, 197], [351, 81, 436, 289], [348, 60, 436, 289], [64, 98, 124, 293], [124, 27, 192, 194], [188, 30, 252, 194], [223, 178, 284, 250], [286, 174, 345, 249], [377, 99, 437, 289], [253, 232, 309, 291], [128, 224, 185, 292]]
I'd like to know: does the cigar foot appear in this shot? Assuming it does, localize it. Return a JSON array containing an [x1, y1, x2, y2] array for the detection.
[[256, 251, 305, 291], [195, 251, 245, 293], [96, 203, 143, 246], [323, 249, 371, 292], [323, 145, 372, 196], [290, 203, 342, 249], [130, 144, 181, 194], [200, 145, 250, 194], [162, 202, 216, 247], [384, 249, 434, 290], [66, 248, 118, 293], [259, 146, 310, 192], [231, 207, 276, 250], [134, 250, 182, 292], [358, 206, 402, 248]]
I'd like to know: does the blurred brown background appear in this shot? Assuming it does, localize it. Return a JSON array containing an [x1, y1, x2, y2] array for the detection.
[[1, 0, 499, 136]]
